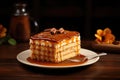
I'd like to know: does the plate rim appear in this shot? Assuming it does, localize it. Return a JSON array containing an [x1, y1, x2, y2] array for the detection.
[[16, 48, 99, 69]]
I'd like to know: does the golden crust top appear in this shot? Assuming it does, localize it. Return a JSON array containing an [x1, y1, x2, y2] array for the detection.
[[31, 28, 80, 42]]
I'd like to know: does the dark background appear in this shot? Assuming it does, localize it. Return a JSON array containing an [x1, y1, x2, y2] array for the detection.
[[0, 0, 120, 40]]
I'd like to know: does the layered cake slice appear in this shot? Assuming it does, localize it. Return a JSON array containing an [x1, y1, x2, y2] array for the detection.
[[29, 28, 81, 63]]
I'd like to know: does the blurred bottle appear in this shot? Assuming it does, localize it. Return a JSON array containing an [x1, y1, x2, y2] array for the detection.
[[9, 3, 39, 42]]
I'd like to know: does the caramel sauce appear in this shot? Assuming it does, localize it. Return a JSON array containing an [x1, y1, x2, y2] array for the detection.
[[27, 54, 88, 66], [31, 30, 80, 42]]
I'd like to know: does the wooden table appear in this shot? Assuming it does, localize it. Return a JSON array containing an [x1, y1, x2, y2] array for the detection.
[[0, 41, 120, 80]]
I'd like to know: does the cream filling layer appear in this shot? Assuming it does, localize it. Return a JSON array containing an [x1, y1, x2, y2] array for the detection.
[[30, 35, 80, 48], [30, 42, 80, 53]]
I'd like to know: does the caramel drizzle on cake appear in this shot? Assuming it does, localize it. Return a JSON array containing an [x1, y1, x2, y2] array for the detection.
[[31, 28, 80, 42]]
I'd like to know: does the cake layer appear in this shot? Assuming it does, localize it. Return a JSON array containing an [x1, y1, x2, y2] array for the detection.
[[30, 36, 80, 48], [30, 47, 80, 62], [31, 51, 78, 62], [30, 42, 80, 53], [30, 44, 80, 56], [30, 42, 80, 63]]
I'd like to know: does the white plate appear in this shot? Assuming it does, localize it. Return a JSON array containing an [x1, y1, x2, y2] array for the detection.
[[16, 48, 99, 68]]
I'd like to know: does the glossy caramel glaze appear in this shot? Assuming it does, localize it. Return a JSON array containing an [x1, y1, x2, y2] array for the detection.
[[31, 30, 80, 42], [27, 54, 87, 66]]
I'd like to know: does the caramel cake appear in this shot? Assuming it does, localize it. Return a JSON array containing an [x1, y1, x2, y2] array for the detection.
[[29, 28, 81, 63]]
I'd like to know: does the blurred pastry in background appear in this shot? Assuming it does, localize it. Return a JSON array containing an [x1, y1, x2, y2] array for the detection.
[[0, 24, 16, 45], [95, 27, 115, 44], [0, 24, 7, 38]]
